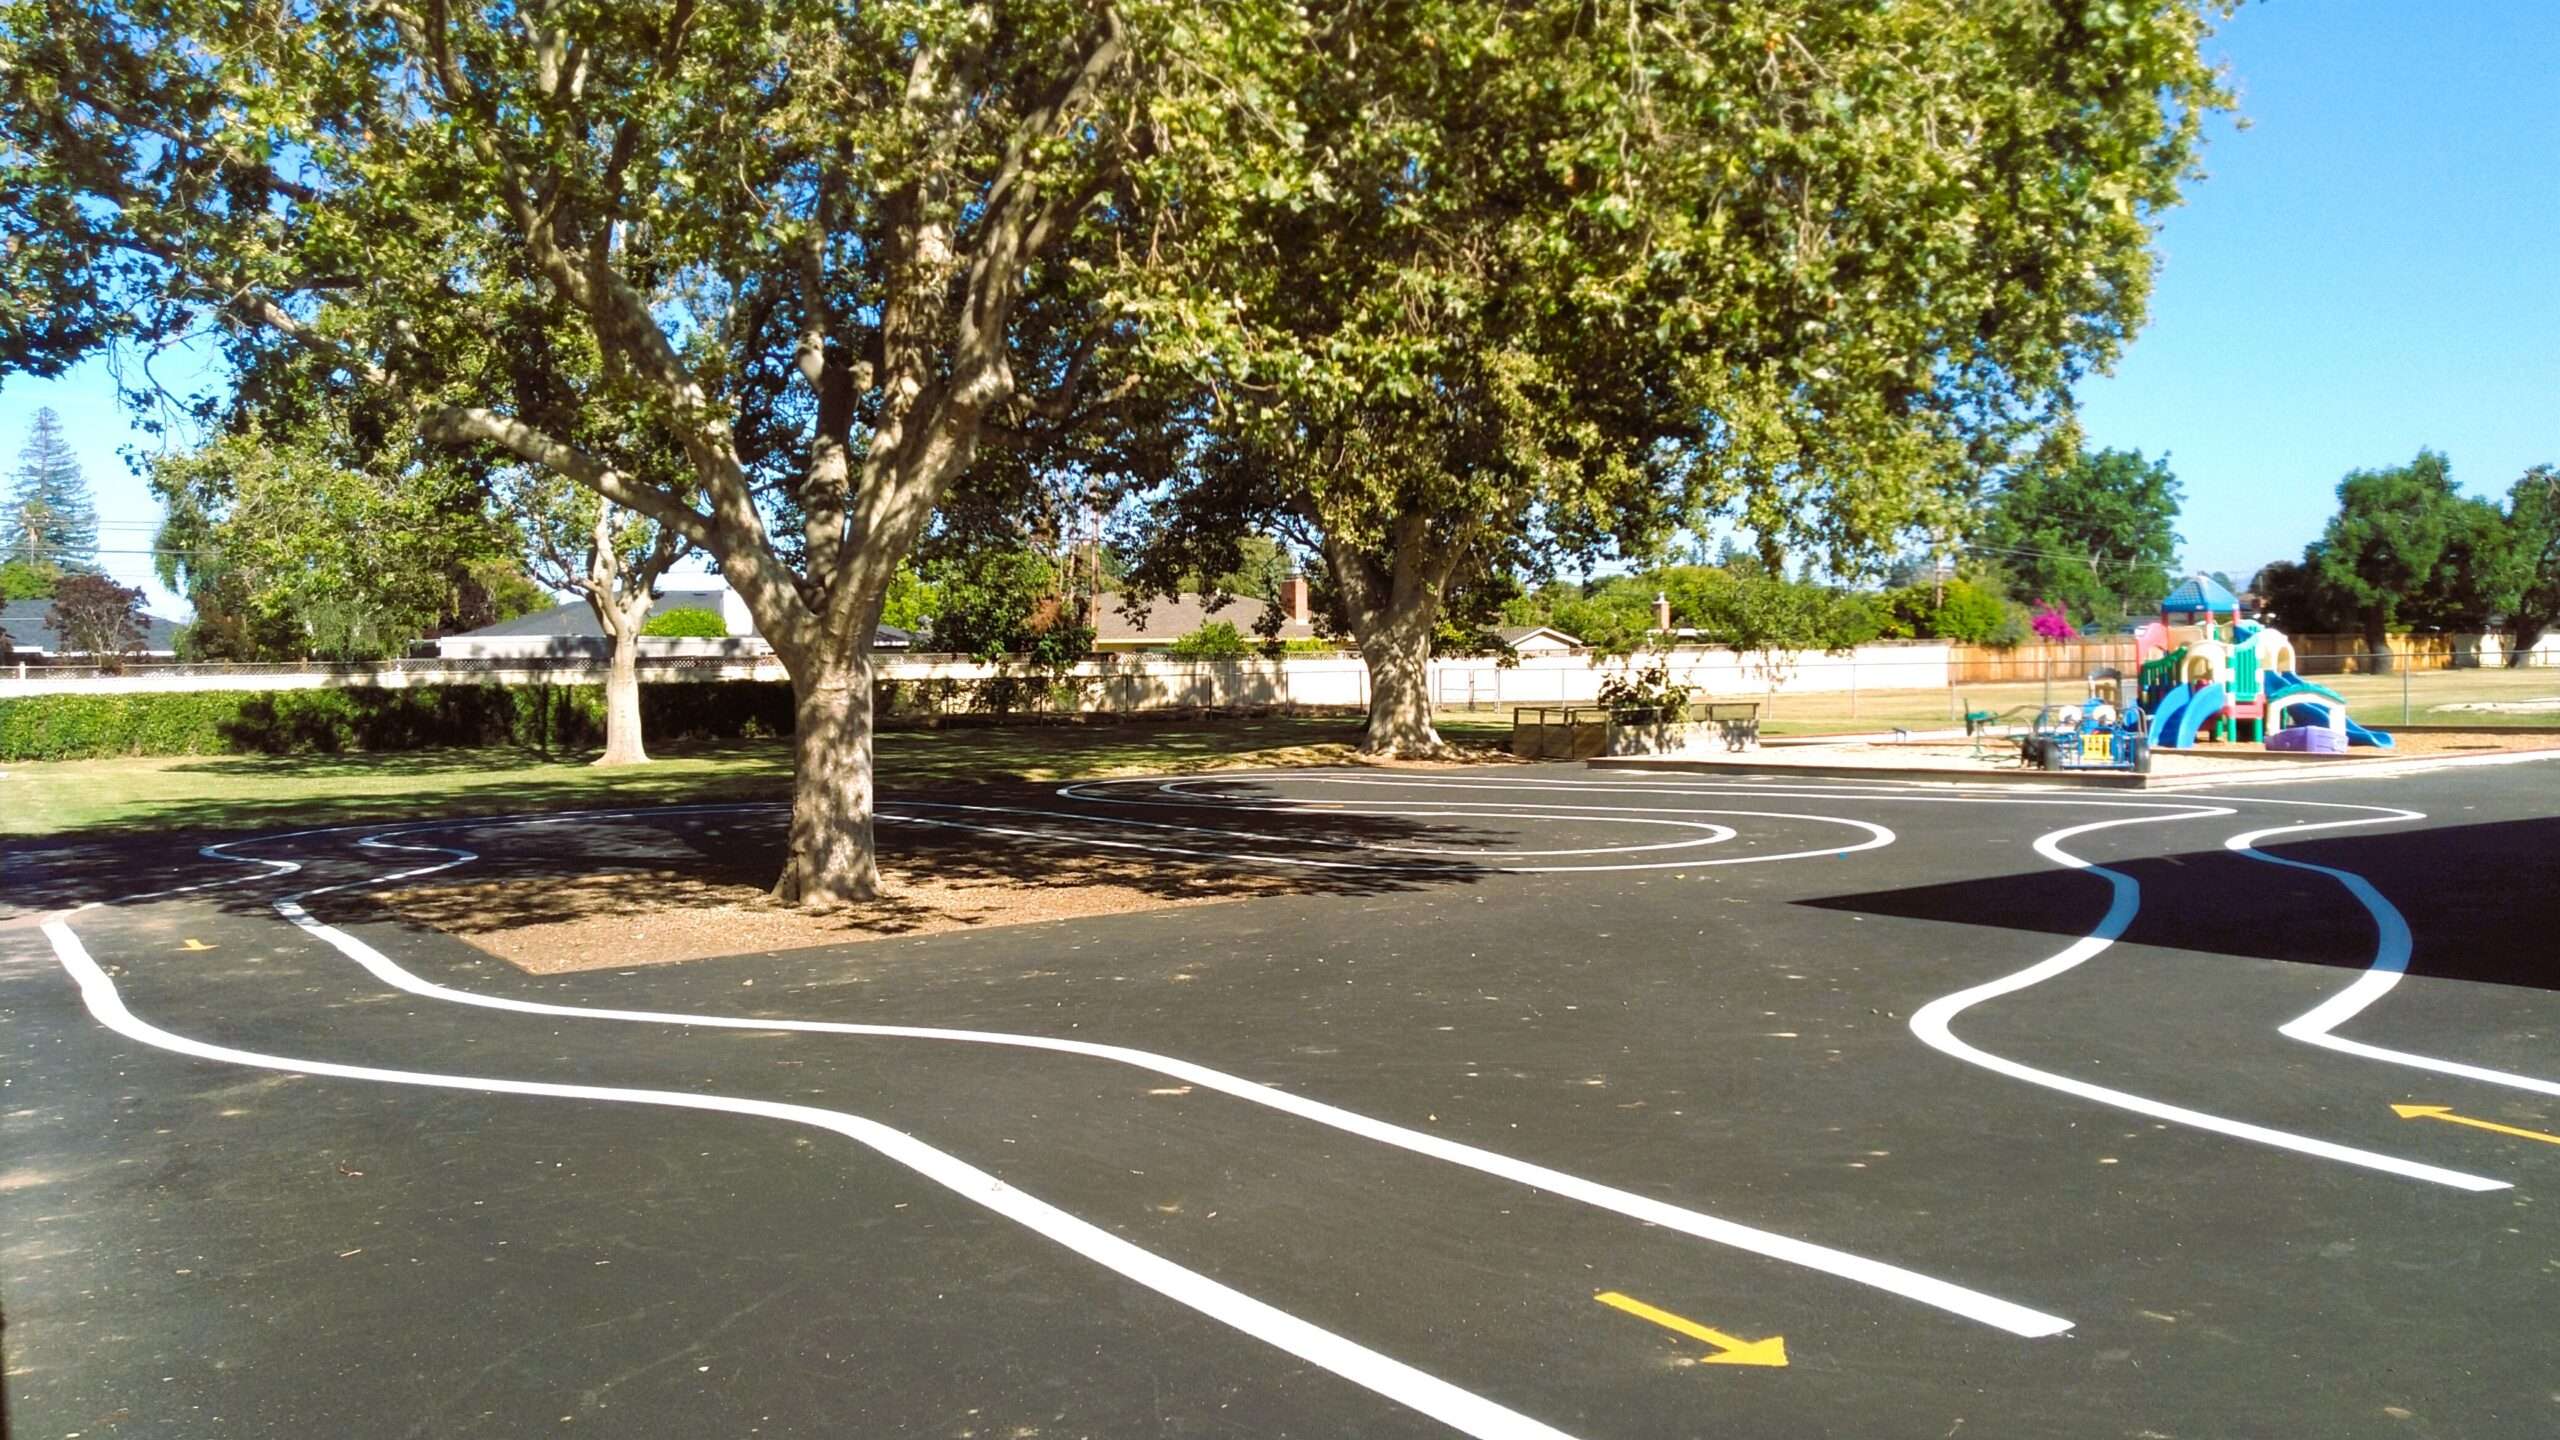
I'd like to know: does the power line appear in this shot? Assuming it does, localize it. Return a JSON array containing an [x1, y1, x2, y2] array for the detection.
[[1954, 539, 2197, 578], [3, 544, 211, 558]]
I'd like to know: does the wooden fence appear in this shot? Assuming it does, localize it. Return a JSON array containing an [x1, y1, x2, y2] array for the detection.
[[1955, 632, 2552, 681], [2291, 633, 2483, 673], [1947, 640, 2142, 685]]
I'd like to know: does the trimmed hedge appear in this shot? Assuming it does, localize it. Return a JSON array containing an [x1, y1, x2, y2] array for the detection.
[[0, 681, 798, 761], [641, 606, 728, 637]]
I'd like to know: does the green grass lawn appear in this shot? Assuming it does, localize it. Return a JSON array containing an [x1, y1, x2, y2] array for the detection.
[[1439, 665, 2560, 739], [10, 675, 2546, 841], [1, 715, 1465, 840]]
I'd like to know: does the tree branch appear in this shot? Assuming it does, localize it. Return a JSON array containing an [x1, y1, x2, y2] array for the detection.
[[425, 406, 713, 551]]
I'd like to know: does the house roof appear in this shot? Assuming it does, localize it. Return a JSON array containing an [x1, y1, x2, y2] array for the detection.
[[1494, 624, 1582, 648], [0, 597, 183, 655], [451, 594, 726, 639], [2161, 574, 2242, 614], [1094, 591, 1320, 643], [446, 595, 911, 648]]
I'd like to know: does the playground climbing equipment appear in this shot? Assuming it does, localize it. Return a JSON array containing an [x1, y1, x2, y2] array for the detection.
[[2134, 575, 2391, 753]]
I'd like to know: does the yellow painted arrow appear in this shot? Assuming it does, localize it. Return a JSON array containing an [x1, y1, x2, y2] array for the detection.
[[1594, 1291, 1787, 1367], [180, 939, 215, 952], [2392, 1104, 2560, 1146]]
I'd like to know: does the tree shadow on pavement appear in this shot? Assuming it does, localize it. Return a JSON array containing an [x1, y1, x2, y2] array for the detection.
[[10, 778, 1513, 966], [1795, 816, 2560, 992]]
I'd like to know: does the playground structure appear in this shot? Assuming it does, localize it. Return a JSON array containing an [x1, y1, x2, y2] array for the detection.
[[2135, 575, 2392, 753], [2018, 668, 2151, 772]]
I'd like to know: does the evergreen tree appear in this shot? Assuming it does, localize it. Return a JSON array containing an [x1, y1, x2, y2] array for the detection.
[[6, 407, 97, 570]]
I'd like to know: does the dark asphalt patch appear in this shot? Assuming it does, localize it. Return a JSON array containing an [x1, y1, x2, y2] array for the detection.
[[6, 764, 2555, 1438]]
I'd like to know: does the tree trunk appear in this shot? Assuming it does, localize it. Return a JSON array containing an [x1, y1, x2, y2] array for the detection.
[[1358, 620, 1443, 757], [771, 652, 881, 908], [2362, 607, 2393, 674], [1322, 513, 1479, 759], [594, 627, 650, 766]]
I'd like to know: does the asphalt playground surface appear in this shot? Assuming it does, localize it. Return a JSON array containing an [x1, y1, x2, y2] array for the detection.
[[6, 760, 2558, 1438]]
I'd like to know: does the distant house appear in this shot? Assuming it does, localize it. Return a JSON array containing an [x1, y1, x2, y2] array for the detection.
[[1092, 573, 1329, 652], [0, 597, 183, 661], [1493, 624, 1582, 656], [433, 583, 912, 659]]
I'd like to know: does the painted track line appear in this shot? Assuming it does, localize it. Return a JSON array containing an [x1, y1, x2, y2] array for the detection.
[[2227, 818, 2560, 1098], [1906, 810, 2510, 1192], [38, 917, 1582, 1440], [216, 809, 2071, 1340], [132, 776, 2519, 1201], [1286, 776, 2551, 1113]]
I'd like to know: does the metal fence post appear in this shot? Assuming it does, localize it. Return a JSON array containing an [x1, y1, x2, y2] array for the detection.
[[1848, 657, 1857, 719], [2401, 659, 2411, 724]]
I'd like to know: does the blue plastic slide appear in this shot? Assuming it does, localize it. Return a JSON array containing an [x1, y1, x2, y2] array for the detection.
[[2168, 682, 2226, 748], [2280, 698, 2336, 729], [2268, 695, 2396, 749], [2148, 686, 2191, 749], [2265, 670, 2345, 704]]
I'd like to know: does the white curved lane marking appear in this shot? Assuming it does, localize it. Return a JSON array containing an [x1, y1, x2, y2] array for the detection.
[[36, 919, 1579, 1440], [121, 777, 2514, 1199], [201, 809, 2069, 1339], [1260, 777, 2551, 1105], [894, 796, 1747, 861], [2225, 817, 2560, 1097], [1905, 811, 2509, 1191]]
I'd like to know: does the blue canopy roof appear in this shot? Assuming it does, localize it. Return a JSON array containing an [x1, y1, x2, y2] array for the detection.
[[2161, 574, 2241, 615]]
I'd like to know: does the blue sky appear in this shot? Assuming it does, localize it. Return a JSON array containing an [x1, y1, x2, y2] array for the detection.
[[3, 0, 2554, 619], [2076, 0, 2558, 582]]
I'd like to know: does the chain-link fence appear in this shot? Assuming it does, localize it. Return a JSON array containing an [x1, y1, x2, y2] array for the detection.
[[6, 643, 2556, 732], [1435, 645, 2559, 734], [0, 653, 773, 682]]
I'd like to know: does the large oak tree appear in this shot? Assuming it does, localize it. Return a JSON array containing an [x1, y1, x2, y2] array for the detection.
[[2, 0, 1306, 904], [1119, 0, 2232, 754]]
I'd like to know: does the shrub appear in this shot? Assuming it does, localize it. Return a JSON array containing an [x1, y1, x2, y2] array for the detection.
[[0, 680, 810, 761], [1926, 580, 2012, 644], [1166, 620, 1250, 659], [640, 606, 728, 637], [0, 558, 59, 600], [1596, 663, 1692, 721]]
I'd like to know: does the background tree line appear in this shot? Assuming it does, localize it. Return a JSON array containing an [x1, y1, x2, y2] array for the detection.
[[1, 403, 179, 666], [2, 0, 2234, 905], [2255, 451, 2559, 666]]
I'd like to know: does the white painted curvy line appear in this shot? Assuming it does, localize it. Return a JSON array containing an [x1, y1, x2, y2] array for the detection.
[[1906, 812, 2510, 1192], [976, 793, 1897, 874], [174, 780, 2508, 1205], [887, 799, 1743, 862], [1124, 776, 2536, 1172], [38, 919, 1580, 1440], [181, 806, 2074, 1339], [2227, 818, 2560, 1098], [2159, 745, 2560, 791]]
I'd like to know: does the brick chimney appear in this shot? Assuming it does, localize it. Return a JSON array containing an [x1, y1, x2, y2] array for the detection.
[[1652, 591, 1672, 632], [1280, 571, 1312, 626]]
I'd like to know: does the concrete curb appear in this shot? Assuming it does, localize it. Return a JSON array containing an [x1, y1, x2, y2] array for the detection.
[[1587, 743, 2560, 790], [1585, 754, 2152, 788]]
